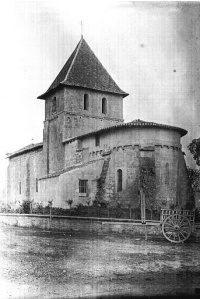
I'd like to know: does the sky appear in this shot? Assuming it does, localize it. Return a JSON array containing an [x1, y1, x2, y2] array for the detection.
[[0, 0, 200, 196]]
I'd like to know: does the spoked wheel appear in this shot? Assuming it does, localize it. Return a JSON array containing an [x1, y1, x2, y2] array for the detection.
[[162, 214, 191, 243]]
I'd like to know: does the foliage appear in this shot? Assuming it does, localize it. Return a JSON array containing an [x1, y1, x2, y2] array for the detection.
[[187, 167, 200, 191], [32, 202, 44, 214], [140, 166, 156, 209], [74, 203, 85, 214], [67, 199, 73, 208], [115, 202, 123, 218], [0, 203, 11, 213], [195, 209, 200, 222], [188, 138, 200, 166], [22, 200, 31, 214], [93, 197, 108, 208]]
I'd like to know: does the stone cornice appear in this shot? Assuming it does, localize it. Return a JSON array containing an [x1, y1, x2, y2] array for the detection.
[[88, 144, 181, 156]]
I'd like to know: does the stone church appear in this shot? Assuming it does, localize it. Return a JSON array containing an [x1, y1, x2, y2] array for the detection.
[[7, 37, 192, 211]]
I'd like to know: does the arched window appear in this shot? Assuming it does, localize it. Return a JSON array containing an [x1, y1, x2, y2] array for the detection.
[[117, 169, 122, 191], [52, 97, 56, 113], [84, 94, 89, 110], [165, 163, 169, 185], [102, 98, 107, 114]]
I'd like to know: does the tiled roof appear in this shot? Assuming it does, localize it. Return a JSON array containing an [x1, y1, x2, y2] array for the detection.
[[63, 119, 187, 144], [37, 38, 128, 99], [7, 142, 43, 159]]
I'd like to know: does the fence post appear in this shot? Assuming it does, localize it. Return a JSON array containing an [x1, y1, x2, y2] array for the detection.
[[140, 189, 147, 240], [140, 189, 146, 224], [48, 200, 53, 228]]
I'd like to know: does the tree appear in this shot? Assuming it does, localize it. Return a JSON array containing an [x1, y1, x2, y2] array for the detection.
[[188, 139, 200, 214], [187, 167, 200, 191], [188, 138, 200, 166], [140, 166, 156, 210], [188, 138, 200, 190]]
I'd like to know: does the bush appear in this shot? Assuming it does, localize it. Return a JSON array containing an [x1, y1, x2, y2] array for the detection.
[[22, 200, 31, 214], [32, 203, 44, 214], [195, 209, 200, 223], [0, 203, 9, 213]]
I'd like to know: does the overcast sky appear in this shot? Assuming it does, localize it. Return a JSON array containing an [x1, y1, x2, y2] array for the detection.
[[0, 1, 200, 194]]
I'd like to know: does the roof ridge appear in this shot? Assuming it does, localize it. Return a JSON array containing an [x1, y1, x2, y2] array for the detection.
[[61, 38, 83, 84]]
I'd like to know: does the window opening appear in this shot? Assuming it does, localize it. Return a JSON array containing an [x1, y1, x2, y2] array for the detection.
[[84, 94, 89, 110], [95, 135, 100, 146], [77, 139, 82, 150], [117, 169, 122, 191], [36, 178, 38, 192], [19, 182, 21, 194], [102, 98, 107, 114], [165, 163, 169, 185], [79, 180, 88, 193], [52, 97, 57, 113]]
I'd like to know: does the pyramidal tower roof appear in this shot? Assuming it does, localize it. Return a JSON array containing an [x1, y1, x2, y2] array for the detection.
[[38, 38, 128, 99]]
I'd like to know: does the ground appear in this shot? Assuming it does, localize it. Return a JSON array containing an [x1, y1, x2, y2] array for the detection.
[[0, 223, 200, 299]]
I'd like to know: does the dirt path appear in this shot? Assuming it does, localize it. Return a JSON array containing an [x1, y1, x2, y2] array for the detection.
[[0, 224, 200, 298]]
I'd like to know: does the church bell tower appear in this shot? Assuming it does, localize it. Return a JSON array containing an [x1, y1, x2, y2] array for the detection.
[[37, 37, 128, 175]]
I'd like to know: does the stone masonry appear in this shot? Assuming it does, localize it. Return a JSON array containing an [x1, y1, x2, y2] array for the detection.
[[6, 37, 193, 211]]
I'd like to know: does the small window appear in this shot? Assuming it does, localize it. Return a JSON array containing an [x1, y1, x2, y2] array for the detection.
[[52, 97, 56, 113], [117, 169, 122, 192], [165, 163, 169, 185], [84, 94, 89, 110], [79, 180, 88, 193], [102, 98, 107, 114], [36, 178, 38, 192], [77, 139, 82, 150], [19, 182, 21, 194], [95, 135, 100, 146]]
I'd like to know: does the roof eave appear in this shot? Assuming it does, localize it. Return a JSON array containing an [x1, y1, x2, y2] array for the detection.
[[7, 143, 43, 159], [62, 122, 187, 144], [37, 83, 129, 100]]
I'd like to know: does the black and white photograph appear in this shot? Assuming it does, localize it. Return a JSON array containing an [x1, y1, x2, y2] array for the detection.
[[0, 1, 200, 298]]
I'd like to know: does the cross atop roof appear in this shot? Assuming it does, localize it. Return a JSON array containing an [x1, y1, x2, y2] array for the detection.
[[80, 20, 83, 39]]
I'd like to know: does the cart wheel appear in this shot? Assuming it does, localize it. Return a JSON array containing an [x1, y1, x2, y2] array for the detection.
[[162, 214, 191, 243]]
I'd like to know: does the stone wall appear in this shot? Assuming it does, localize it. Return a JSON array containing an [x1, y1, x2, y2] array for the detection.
[[7, 123, 190, 211], [0, 214, 163, 237], [0, 214, 199, 239], [60, 125, 190, 209], [178, 151, 194, 208], [39, 159, 104, 208], [61, 86, 124, 141], [63, 87, 123, 123], [42, 87, 124, 174], [39, 143, 189, 210], [44, 88, 65, 120], [7, 149, 43, 207], [63, 113, 122, 140], [155, 146, 179, 207], [104, 146, 140, 207], [48, 114, 65, 173]]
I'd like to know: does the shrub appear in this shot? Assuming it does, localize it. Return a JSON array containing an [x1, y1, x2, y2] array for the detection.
[[22, 200, 31, 214], [32, 202, 44, 214]]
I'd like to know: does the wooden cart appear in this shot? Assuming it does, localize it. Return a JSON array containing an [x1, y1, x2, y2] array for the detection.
[[161, 209, 195, 243]]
